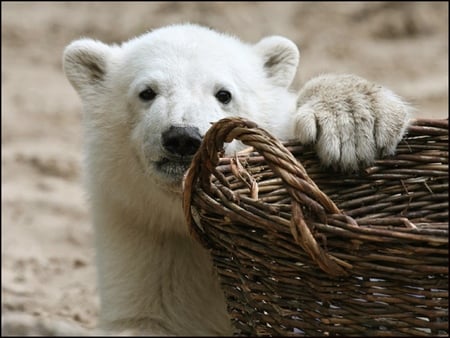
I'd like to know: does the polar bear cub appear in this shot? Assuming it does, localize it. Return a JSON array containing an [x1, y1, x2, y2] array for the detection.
[[63, 23, 410, 335]]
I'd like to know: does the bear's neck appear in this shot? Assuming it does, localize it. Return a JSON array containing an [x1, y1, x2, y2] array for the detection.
[[91, 189, 231, 334]]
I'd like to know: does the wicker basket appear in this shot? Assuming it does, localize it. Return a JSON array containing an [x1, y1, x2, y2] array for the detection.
[[183, 117, 448, 337]]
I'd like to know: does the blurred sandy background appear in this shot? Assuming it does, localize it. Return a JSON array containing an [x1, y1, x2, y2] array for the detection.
[[1, 1, 448, 335]]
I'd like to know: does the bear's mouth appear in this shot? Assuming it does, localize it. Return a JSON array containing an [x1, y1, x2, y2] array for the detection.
[[154, 157, 192, 182]]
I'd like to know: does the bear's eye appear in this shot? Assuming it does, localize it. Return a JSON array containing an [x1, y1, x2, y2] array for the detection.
[[215, 90, 232, 104], [139, 88, 157, 101]]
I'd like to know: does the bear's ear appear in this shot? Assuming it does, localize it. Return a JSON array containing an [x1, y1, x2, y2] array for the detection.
[[254, 36, 300, 88], [63, 39, 113, 94]]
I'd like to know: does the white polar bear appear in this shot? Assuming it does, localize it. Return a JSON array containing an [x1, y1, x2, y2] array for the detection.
[[63, 23, 410, 335]]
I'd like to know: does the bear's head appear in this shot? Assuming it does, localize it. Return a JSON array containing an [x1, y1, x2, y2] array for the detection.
[[63, 23, 299, 197]]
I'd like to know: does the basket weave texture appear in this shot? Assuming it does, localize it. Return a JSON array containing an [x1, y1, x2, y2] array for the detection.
[[183, 118, 448, 336]]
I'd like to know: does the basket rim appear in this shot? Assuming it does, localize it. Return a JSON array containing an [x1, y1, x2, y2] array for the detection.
[[183, 117, 448, 277]]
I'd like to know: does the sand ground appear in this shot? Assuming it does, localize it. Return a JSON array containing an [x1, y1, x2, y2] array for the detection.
[[1, 1, 448, 335]]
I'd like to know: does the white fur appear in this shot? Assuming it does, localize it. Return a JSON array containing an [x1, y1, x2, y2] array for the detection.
[[63, 23, 410, 335], [294, 73, 411, 171]]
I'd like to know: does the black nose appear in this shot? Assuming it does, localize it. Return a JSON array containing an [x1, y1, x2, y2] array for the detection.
[[162, 126, 202, 157]]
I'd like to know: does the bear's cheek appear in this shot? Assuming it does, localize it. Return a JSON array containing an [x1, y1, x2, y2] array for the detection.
[[129, 117, 163, 167]]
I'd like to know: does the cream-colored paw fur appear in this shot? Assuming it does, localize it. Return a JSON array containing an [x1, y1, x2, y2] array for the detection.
[[293, 73, 411, 171]]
